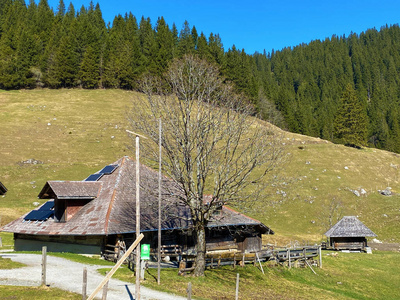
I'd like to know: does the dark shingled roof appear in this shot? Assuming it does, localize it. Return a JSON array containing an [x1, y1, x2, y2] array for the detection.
[[2, 156, 272, 236], [38, 181, 102, 199], [324, 216, 376, 238], [0, 182, 6, 195]]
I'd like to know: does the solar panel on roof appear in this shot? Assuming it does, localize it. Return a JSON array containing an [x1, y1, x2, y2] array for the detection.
[[38, 200, 54, 211], [85, 173, 104, 181], [24, 210, 54, 221], [99, 164, 118, 174]]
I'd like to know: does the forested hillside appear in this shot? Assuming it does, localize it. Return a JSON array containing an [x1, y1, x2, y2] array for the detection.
[[1, 0, 400, 152]]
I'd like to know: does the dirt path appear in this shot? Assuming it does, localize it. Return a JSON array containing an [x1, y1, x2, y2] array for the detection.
[[0, 253, 185, 300]]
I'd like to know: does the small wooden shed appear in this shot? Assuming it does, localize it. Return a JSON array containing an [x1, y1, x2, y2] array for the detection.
[[0, 182, 7, 195], [324, 216, 376, 251]]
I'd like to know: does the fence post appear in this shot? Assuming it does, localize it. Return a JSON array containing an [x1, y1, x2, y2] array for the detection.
[[82, 267, 87, 300], [140, 259, 145, 279], [235, 273, 239, 300], [287, 249, 291, 269], [41, 246, 47, 286], [233, 253, 236, 269], [187, 282, 192, 300], [318, 246, 322, 268]]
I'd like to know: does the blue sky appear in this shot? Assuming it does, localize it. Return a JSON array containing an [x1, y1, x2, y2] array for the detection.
[[46, 0, 400, 54]]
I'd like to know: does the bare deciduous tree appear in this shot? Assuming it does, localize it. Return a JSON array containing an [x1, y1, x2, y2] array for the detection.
[[128, 55, 284, 276], [319, 197, 344, 235]]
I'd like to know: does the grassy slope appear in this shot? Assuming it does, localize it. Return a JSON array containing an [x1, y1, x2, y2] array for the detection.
[[97, 250, 400, 300], [1, 89, 400, 299], [0, 88, 399, 242]]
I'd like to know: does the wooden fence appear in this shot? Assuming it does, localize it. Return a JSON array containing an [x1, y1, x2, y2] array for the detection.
[[178, 246, 321, 274]]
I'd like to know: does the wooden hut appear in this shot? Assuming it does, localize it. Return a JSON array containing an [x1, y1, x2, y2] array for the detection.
[[2, 156, 273, 255], [324, 216, 376, 251], [0, 181, 7, 195]]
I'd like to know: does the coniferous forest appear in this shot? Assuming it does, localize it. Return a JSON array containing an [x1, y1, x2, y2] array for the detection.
[[2, 0, 400, 153]]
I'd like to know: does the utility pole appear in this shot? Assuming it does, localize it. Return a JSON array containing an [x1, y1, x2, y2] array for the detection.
[[135, 134, 140, 299], [158, 118, 162, 285], [126, 130, 147, 300]]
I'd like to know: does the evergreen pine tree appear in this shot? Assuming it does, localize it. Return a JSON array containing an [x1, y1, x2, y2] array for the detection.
[[79, 45, 99, 88], [196, 32, 211, 61], [155, 16, 173, 77], [334, 83, 368, 147], [139, 16, 157, 74], [177, 20, 194, 56]]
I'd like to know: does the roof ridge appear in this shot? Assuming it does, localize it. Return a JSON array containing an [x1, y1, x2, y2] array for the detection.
[[104, 156, 127, 234]]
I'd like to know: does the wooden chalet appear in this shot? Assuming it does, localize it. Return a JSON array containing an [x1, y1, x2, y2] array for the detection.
[[1, 156, 273, 256], [0, 181, 7, 195], [324, 216, 376, 251]]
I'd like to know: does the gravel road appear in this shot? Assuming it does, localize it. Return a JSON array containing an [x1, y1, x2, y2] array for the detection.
[[0, 253, 185, 300]]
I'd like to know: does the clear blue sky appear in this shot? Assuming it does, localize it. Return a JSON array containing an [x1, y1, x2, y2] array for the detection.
[[46, 0, 400, 54]]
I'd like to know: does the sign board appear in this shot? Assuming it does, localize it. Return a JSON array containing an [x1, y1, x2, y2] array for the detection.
[[141, 244, 151, 260]]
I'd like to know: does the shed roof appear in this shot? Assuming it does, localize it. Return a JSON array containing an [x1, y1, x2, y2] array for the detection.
[[324, 216, 376, 238], [0, 182, 7, 195], [2, 156, 272, 236]]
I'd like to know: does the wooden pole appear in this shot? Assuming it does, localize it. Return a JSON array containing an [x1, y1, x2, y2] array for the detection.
[[318, 246, 322, 268], [126, 129, 147, 297], [102, 272, 108, 300], [82, 267, 87, 300], [158, 118, 162, 285], [287, 249, 291, 269], [256, 252, 265, 275], [187, 282, 192, 300], [87, 233, 144, 300], [135, 135, 141, 300], [235, 273, 239, 300], [41, 246, 47, 286]]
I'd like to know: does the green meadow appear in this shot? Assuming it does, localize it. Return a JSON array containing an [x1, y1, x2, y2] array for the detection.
[[1, 89, 399, 299]]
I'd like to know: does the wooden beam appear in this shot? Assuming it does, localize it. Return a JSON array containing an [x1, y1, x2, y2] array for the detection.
[[87, 233, 144, 300], [305, 259, 317, 275], [126, 129, 148, 140]]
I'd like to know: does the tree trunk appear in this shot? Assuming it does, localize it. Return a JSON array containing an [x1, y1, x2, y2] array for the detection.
[[193, 223, 206, 276]]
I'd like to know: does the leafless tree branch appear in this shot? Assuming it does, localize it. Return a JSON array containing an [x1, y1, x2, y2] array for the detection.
[[127, 55, 285, 275]]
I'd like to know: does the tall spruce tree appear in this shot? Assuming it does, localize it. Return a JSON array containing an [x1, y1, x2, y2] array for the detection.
[[334, 83, 368, 147], [79, 45, 99, 88], [154, 16, 173, 77]]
